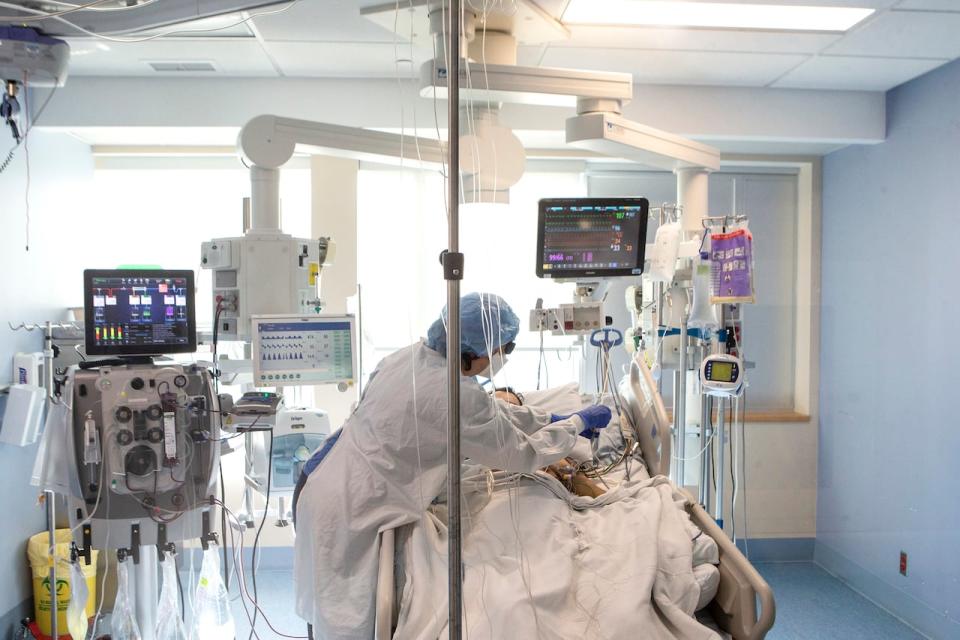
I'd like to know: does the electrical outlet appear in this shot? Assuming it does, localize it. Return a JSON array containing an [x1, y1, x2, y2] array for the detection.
[[899, 551, 908, 576]]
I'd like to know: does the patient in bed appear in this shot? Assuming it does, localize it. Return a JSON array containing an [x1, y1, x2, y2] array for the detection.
[[494, 387, 605, 498]]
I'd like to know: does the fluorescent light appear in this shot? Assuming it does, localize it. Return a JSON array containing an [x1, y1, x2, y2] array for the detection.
[[563, 1, 874, 32]]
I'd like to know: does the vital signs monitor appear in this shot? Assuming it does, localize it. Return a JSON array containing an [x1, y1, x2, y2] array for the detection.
[[537, 198, 649, 279]]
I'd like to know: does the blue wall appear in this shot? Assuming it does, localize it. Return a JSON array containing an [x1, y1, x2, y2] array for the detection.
[[0, 129, 94, 627], [818, 59, 960, 639]]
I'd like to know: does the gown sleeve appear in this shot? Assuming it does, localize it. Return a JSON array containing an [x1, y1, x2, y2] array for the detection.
[[459, 381, 581, 472]]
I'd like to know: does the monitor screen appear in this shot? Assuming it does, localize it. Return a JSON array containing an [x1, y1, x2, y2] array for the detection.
[[537, 198, 649, 279], [251, 315, 356, 386], [708, 361, 735, 382], [83, 269, 197, 356]]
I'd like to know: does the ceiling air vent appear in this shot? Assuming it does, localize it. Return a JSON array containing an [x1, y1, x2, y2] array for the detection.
[[148, 61, 217, 72]]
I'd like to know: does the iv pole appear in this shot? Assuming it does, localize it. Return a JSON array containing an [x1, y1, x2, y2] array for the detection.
[[442, 1, 464, 639]]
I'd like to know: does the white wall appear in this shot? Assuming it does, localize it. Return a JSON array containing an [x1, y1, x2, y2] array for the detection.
[[0, 130, 95, 624]]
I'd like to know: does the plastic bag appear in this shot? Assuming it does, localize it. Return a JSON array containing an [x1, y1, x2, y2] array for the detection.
[[111, 560, 142, 640], [30, 393, 84, 499], [189, 547, 235, 640], [156, 554, 188, 640], [67, 559, 90, 640]]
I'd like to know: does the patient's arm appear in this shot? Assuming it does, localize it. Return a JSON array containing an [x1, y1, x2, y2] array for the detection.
[[544, 457, 605, 498]]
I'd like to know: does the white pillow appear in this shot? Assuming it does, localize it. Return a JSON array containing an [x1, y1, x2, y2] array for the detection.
[[521, 382, 583, 416]]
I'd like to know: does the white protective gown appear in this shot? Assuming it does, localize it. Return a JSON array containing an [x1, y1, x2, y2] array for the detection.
[[294, 341, 582, 639]]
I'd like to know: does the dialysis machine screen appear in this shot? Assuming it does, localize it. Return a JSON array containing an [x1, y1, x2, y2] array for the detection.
[[537, 198, 649, 279], [251, 315, 356, 386], [83, 269, 197, 356]]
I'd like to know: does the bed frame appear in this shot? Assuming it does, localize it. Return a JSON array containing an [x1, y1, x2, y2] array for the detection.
[[373, 356, 775, 640]]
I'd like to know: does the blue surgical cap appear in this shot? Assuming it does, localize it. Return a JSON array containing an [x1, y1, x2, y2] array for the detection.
[[426, 292, 520, 357]]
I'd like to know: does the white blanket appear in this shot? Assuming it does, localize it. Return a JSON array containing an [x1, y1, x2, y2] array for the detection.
[[393, 472, 721, 640]]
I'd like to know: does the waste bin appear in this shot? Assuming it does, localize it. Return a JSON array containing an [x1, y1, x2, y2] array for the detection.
[[27, 530, 98, 639]]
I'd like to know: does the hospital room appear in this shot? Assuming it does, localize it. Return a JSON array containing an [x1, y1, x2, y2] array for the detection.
[[0, 0, 957, 639]]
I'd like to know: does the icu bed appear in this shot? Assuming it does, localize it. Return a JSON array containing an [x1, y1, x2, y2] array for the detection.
[[373, 356, 775, 640]]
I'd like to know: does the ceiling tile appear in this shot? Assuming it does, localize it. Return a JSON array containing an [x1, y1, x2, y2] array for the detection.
[[255, 0, 399, 42], [772, 55, 947, 90], [66, 39, 278, 77], [554, 25, 839, 54], [894, 1, 960, 10], [539, 46, 808, 87], [825, 10, 960, 58], [262, 41, 431, 77]]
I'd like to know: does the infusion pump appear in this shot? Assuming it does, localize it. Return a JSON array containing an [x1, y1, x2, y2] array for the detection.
[[201, 234, 332, 341]]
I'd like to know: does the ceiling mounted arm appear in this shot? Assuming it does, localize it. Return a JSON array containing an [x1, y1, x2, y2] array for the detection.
[[237, 114, 445, 232], [238, 114, 444, 170]]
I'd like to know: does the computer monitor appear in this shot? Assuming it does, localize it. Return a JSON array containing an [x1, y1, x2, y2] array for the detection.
[[536, 198, 649, 279], [251, 314, 357, 386], [83, 269, 197, 356]]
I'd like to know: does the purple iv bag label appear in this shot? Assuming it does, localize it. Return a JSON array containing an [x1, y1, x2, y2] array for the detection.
[[710, 228, 755, 303]]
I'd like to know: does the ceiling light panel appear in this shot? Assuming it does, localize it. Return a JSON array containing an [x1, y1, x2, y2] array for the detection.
[[563, 1, 875, 32]]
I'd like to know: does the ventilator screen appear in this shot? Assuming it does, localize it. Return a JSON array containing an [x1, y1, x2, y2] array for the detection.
[[537, 198, 649, 278], [84, 269, 197, 356]]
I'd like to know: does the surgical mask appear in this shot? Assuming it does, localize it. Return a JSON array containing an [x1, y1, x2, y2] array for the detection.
[[477, 355, 509, 379]]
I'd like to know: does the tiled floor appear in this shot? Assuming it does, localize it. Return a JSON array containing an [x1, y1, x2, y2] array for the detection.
[[220, 563, 928, 640], [756, 563, 926, 640]]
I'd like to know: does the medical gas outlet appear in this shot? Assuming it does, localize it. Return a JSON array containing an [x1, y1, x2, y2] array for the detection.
[[530, 302, 609, 336]]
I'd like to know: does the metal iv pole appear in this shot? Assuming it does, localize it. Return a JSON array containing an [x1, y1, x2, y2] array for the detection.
[[442, 1, 464, 638]]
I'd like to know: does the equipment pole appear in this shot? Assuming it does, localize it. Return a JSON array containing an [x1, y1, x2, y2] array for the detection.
[[444, 1, 464, 638], [44, 321, 57, 640]]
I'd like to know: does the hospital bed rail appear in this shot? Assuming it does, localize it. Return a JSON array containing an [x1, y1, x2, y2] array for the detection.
[[686, 496, 776, 640]]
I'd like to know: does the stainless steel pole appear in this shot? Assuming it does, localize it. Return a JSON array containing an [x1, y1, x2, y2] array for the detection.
[[700, 350, 711, 507], [676, 317, 688, 489], [715, 398, 726, 528], [444, 1, 464, 638], [43, 321, 57, 640]]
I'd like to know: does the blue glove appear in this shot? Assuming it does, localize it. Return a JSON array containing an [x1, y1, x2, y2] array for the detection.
[[550, 405, 612, 439]]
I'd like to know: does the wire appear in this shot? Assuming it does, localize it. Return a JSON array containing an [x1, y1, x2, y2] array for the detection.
[[0, 0, 123, 21], [0, 81, 59, 180], [247, 430, 274, 640], [213, 498, 307, 639], [176, 558, 186, 622], [22, 74, 30, 251], [40, 0, 160, 12]]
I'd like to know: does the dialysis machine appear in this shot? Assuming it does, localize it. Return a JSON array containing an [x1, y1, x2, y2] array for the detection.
[[33, 269, 225, 640], [71, 269, 220, 547]]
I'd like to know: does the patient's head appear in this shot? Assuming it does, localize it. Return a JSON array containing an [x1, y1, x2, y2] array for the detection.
[[493, 387, 523, 406]]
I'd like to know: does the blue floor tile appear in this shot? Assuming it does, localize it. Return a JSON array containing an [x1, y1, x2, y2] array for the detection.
[[755, 562, 927, 640], [228, 570, 307, 640]]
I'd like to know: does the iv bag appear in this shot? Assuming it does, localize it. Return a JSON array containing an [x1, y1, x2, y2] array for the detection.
[[710, 226, 756, 304], [189, 548, 235, 640], [111, 560, 142, 640], [67, 560, 89, 640], [156, 555, 188, 640]]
